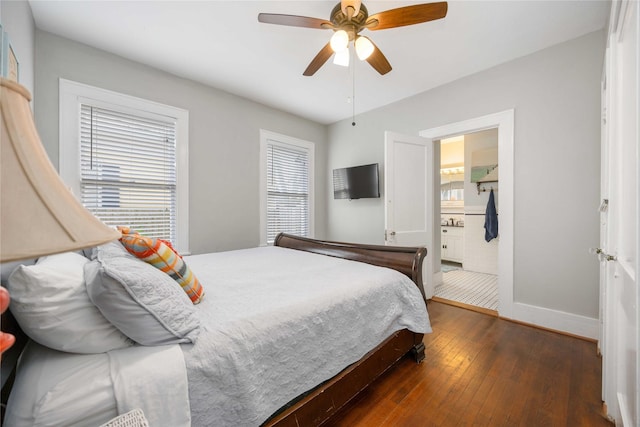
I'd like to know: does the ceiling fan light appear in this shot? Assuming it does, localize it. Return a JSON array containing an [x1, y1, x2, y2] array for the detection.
[[333, 49, 350, 67], [355, 36, 374, 60], [330, 30, 349, 52]]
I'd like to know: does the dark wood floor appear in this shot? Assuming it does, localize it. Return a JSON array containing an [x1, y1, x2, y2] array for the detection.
[[325, 301, 613, 427]]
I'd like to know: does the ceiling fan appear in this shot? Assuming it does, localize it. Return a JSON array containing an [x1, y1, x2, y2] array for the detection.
[[258, 0, 448, 76]]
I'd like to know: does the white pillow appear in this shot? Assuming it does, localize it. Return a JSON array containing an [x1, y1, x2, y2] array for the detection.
[[7, 251, 133, 353], [85, 244, 200, 346]]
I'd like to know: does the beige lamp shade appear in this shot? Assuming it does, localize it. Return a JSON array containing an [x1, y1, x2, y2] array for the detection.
[[0, 78, 120, 262]]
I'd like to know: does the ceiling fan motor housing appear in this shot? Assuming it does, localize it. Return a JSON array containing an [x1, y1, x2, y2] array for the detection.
[[330, 2, 369, 39]]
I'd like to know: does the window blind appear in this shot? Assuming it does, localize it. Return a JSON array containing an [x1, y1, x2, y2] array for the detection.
[[80, 104, 177, 242], [266, 141, 310, 244]]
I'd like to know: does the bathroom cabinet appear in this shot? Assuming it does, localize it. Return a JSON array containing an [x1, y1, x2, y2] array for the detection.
[[441, 226, 464, 263]]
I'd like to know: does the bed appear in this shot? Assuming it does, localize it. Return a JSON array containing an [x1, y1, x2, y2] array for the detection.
[[1, 233, 430, 426]]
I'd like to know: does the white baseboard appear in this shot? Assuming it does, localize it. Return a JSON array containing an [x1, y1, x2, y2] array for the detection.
[[510, 302, 599, 340]]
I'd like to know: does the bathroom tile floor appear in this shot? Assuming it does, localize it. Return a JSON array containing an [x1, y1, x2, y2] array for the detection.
[[435, 269, 498, 311]]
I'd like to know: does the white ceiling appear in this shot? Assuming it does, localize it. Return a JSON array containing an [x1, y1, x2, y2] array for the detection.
[[28, 1, 610, 125]]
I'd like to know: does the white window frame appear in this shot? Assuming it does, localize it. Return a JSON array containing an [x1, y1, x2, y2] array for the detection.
[[59, 79, 190, 253], [259, 129, 315, 246]]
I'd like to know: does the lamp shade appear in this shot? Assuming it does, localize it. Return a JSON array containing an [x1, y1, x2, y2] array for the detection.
[[355, 36, 374, 61], [330, 30, 349, 52], [0, 78, 120, 262], [333, 49, 350, 67]]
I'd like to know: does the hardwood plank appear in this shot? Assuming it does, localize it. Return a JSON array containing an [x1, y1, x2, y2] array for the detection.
[[325, 301, 613, 427]]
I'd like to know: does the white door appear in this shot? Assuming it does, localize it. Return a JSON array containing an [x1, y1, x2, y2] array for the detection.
[[600, 1, 639, 425], [384, 131, 434, 297]]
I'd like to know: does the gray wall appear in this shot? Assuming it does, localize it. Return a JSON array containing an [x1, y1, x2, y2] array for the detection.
[[34, 31, 327, 255], [0, 0, 35, 97], [327, 30, 605, 319]]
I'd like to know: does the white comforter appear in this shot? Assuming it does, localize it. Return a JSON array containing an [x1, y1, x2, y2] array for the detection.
[[182, 246, 431, 426]]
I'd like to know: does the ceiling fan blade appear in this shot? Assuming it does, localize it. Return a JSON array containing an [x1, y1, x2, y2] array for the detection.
[[366, 41, 392, 75], [303, 43, 334, 76], [366, 2, 448, 31], [258, 13, 333, 30]]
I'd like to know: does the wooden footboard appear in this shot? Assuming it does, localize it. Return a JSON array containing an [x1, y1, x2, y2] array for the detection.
[[269, 233, 428, 426], [274, 233, 427, 300]]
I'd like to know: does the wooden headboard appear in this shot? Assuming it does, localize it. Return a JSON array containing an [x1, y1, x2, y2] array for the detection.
[[274, 233, 427, 300]]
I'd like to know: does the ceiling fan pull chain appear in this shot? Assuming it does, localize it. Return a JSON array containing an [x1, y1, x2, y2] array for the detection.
[[352, 48, 356, 126]]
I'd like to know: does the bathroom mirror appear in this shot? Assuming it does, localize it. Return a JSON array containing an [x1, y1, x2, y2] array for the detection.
[[441, 172, 464, 203]]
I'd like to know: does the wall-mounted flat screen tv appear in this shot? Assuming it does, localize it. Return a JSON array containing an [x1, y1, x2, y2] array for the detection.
[[333, 163, 380, 200]]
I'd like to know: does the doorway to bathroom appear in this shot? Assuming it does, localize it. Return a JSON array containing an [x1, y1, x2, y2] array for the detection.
[[435, 130, 498, 314], [420, 110, 514, 319]]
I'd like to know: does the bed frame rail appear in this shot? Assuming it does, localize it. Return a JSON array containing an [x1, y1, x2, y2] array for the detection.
[[262, 329, 424, 427]]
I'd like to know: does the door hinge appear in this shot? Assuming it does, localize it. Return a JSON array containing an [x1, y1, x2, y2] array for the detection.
[[590, 247, 617, 262], [599, 199, 609, 212]]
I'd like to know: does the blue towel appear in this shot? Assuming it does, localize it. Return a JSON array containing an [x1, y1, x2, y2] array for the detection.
[[484, 189, 498, 242]]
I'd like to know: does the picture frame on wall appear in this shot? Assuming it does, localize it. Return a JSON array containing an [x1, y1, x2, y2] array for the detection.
[[0, 25, 20, 82]]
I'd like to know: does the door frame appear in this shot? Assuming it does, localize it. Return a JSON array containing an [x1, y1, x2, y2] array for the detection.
[[420, 110, 515, 318]]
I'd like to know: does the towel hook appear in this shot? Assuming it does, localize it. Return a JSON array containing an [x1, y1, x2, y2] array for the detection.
[[476, 181, 498, 195]]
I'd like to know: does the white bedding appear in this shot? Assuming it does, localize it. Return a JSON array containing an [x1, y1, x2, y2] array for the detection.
[[108, 344, 190, 426], [4, 342, 190, 427], [4, 341, 117, 427], [5, 245, 430, 427], [182, 246, 430, 426]]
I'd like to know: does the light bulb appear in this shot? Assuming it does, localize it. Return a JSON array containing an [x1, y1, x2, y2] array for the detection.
[[355, 36, 374, 60], [333, 49, 350, 67], [330, 30, 349, 52]]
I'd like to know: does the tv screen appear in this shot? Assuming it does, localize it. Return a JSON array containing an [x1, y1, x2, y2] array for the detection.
[[333, 163, 380, 200]]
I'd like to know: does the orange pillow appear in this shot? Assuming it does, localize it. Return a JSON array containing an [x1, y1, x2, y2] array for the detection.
[[118, 228, 204, 304]]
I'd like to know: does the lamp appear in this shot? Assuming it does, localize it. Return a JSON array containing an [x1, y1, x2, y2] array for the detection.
[[0, 77, 120, 263], [1, 77, 120, 356]]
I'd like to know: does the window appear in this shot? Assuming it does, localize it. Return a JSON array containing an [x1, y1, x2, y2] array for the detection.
[[259, 130, 314, 246], [59, 80, 190, 252]]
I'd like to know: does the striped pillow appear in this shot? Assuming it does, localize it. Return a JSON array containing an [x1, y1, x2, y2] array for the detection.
[[118, 231, 204, 304]]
